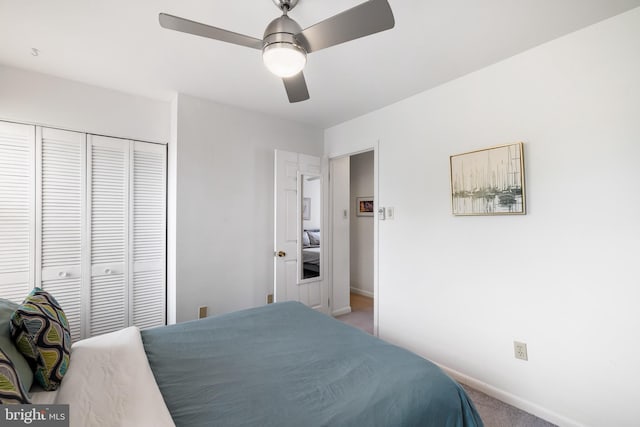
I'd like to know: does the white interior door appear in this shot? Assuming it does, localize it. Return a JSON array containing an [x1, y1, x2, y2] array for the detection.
[[130, 141, 166, 330], [0, 121, 35, 303], [87, 135, 129, 336], [37, 127, 86, 341], [274, 150, 327, 312]]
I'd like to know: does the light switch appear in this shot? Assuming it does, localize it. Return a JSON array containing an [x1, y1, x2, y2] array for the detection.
[[386, 207, 394, 220]]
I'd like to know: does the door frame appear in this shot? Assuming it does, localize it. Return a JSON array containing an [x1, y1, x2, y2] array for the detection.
[[326, 141, 379, 336]]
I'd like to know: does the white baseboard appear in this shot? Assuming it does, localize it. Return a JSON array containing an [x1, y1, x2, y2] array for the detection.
[[436, 363, 584, 427], [332, 306, 351, 317], [350, 287, 374, 298]]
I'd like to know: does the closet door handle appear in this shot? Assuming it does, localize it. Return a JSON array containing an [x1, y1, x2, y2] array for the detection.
[[58, 271, 69, 278], [104, 268, 112, 275]]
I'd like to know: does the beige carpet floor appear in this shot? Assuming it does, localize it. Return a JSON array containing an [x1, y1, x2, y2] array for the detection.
[[336, 292, 374, 334], [336, 293, 557, 427]]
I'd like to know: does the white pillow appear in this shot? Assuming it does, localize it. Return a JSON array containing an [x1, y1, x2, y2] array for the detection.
[[55, 327, 175, 427], [308, 231, 320, 246]]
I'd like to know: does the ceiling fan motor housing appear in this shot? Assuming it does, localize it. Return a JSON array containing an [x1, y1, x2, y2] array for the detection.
[[263, 15, 307, 53]]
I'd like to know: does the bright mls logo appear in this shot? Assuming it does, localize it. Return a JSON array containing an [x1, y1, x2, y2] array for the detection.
[[1, 405, 69, 426]]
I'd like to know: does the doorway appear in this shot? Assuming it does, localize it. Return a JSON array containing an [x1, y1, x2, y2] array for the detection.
[[330, 150, 375, 334]]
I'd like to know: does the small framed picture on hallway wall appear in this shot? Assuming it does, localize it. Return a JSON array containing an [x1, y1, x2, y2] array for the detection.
[[356, 197, 374, 217]]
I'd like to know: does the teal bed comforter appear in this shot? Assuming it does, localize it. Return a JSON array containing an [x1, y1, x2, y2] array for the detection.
[[141, 301, 483, 427]]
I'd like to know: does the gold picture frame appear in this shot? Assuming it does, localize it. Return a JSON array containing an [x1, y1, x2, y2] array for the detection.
[[450, 142, 526, 216]]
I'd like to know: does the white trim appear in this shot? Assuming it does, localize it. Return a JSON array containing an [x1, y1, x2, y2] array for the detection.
[[34, 127, 43, 288], [350, 287, 374, 298], [372, 141, 379, 337], [29, 125, 36, 291], [166, 95, 177, 325], [127, 139, 134, 327], [296, 171, 324, 287], [84, 136, 93, 338], [332, 306, 351, 317], [436, 363, 585, 427], [79, 133, 87, 338]]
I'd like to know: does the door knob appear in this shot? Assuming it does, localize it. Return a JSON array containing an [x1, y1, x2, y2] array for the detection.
[[276, 251, 286, 258], [58, 271, 69, 278]]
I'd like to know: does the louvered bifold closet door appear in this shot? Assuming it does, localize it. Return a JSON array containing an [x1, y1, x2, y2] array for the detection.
[[0, 122, 34, 302], [130, 142, 166, 329], [37, 128, 86, 341], [87, 135, 129, 337]]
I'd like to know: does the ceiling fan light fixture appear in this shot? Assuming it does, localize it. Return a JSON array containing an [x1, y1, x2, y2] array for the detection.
[[262, 42, 307, 78]]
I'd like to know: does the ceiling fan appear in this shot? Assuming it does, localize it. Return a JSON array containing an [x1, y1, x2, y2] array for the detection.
[[159, 0, 395, 103]]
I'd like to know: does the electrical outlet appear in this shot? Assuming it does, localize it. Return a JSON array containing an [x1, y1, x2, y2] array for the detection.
[[267, 294, 274, 304], [198, 306, 208, 319], [514, 341, 528, 361]]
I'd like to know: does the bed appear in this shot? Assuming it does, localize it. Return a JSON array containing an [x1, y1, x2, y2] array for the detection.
[[302, 246, 320, 277], [302, 229, 321, 278], [28, 301, 482, 427]]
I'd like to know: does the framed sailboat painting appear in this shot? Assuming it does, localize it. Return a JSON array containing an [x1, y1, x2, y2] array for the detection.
[[450, 142, 526, 216]]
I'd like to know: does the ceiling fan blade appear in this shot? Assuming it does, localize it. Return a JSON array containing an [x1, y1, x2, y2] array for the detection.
[[159, 13, 263, 50], [296, 0, 394, 53], [283, 72, 310, 103]]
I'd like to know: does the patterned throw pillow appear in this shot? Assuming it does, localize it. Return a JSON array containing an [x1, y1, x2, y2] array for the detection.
[[0, 347, 31, 404], [10, 289, 71, 391], [0, 298, 33, 391]]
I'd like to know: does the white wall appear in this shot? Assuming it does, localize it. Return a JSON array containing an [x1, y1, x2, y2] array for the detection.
[[325, 8, 640, 427], [350, 151, 374, 296], [174, 94, 323, 322], [330, 156, 351, 316], [0, 64, 169, 143]]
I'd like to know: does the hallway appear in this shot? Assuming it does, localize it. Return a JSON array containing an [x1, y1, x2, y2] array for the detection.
[[336, 293, 373, 334]]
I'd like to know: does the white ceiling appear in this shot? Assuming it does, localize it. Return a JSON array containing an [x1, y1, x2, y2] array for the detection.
[[1, 0, 639, 128]]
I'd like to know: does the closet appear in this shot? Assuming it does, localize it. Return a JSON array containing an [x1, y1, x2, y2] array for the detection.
[[0, 121, 166, 340]]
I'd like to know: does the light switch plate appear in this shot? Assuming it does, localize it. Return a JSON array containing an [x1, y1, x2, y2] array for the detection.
[[386, 207, 394, 220]]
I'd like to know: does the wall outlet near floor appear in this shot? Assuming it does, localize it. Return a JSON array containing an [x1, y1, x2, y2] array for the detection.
[[198, 306, 208, 319], [267, 294, 274, 304], [514, 341, 528, 361]]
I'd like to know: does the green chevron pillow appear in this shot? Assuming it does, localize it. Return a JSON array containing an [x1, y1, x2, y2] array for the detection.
[[0, 298, 33, 391], [10, 289, 71, 391], [0, 347, 31, 404]]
